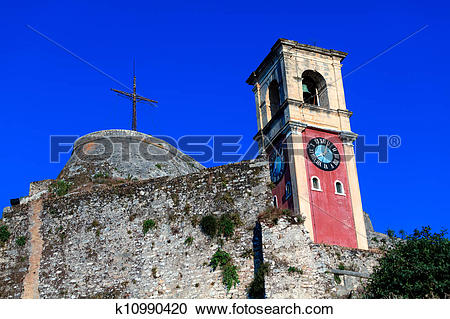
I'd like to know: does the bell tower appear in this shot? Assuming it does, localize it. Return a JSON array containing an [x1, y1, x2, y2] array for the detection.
[[247, 39, 368, 249]]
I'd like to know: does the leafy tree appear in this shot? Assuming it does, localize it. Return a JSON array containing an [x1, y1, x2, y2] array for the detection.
[[365, 226, 449, 298]]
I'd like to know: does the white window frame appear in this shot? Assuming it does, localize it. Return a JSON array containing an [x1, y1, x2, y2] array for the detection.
[[311, 176, 322, 191], [334, 180, 346, 196]]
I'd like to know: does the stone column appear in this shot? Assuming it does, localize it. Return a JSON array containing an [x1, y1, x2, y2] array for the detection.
[[253, 83, 263, 132]]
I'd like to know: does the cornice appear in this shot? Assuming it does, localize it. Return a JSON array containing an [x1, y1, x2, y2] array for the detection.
[[339, 131, 358, 146]]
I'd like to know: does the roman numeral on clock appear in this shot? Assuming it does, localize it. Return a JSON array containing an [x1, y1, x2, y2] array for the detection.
[[307, 137, 341, 171]]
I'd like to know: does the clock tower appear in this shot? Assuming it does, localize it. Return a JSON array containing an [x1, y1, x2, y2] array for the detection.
[[247, 39, 368, 249]]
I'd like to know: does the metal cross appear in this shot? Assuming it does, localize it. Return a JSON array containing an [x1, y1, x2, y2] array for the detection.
[[111, 64, 158, 131]]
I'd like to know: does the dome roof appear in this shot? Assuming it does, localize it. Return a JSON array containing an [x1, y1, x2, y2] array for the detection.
[[58, 129, 204, 185]]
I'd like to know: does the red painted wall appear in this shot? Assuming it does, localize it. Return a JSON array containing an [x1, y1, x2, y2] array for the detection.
[[303, 129, 358, 248]]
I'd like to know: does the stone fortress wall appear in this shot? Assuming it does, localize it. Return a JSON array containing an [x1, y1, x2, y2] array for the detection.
[[1, 157, 384, 299]]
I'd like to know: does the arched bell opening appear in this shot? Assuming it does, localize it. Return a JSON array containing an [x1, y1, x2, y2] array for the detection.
[[302, 70, 329, 108]]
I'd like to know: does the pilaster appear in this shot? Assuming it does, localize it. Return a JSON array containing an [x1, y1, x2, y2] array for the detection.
[[339, 131, 368, 250]]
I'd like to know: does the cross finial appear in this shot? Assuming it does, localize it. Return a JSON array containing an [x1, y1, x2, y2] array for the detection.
[[111, 61, 158, 131]]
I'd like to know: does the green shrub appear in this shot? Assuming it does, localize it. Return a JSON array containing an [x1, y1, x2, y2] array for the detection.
[[0, 225, 11, 244], [93, 172, 109, 179], [386, 228, 395, 238], [248, 262, 269, 298], [210, 248, 240, 292], [218, 214, 235, 238], [365, 227, 449, 298], [155, 164, 162, 170], [210, 248, 231, 271], [143, 219, 156, 234], [200, 215, 217, 238], [16, 236, 26, 247], [184, 236, 194, 246], [49, 180, 71, 196], [222, 264, 240, 291], [288, 266, 303, 274]]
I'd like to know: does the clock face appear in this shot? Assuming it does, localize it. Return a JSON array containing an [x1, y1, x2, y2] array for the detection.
[[269, 148, 286, 184], [307, 137, 340, 171]]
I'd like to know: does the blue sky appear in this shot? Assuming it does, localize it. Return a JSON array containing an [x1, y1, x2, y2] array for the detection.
[[0, 0, 449, 235]]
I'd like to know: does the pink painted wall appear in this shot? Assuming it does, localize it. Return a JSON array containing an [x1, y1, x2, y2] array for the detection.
[[303, 128, 358, 248]]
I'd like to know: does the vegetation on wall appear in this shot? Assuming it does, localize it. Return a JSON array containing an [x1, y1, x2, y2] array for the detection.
[[365, 227, 449, 298], [49, 180, 72, 196], [210, 248, 240, 291], [200, 215, 217, 238], [218, 214, 235, 238], [93, 172, 109, 180], [15, 236, 27, 247], [258, 207, 305, 227], [0, 225, 11, 245], [92, 172, 111, 184], [287, 266, 303, 274], [200, 213, 239, 239], [143, 219, 156, 234], [210, 248, 231, 270], [184, 236, 194, 246], [222, 264, 240, 291]]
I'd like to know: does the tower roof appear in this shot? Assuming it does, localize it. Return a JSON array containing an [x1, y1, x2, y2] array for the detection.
[[246, 38, 348, 85]]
